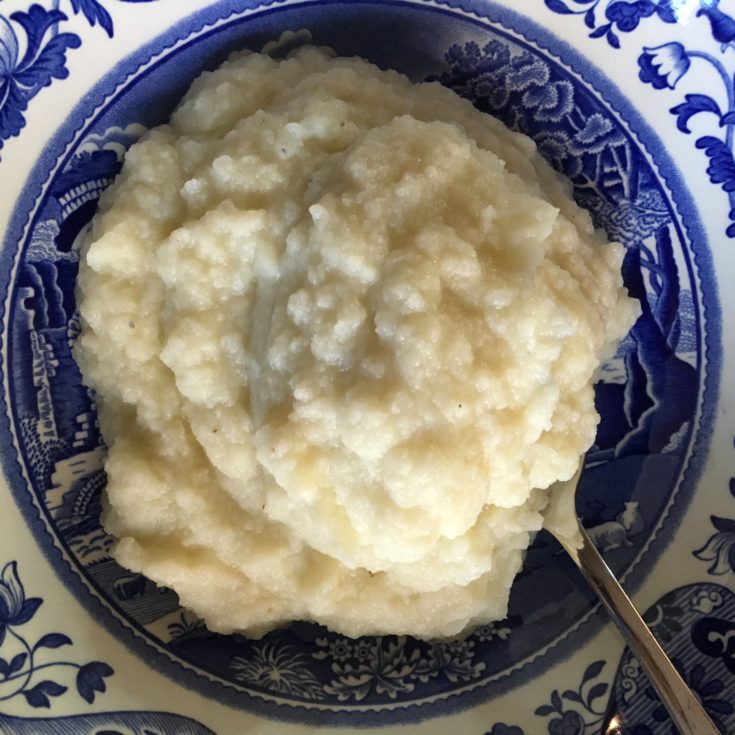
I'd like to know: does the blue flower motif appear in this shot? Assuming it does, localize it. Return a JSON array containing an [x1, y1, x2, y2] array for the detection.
[[0, 561, 42, 646], [694, 516, 735, 574], [606, 1, 656, 32], [0, 560, 115, 710], [0, 6, 81, 149], [231, 645, 325, 700], [638, 43, 691, 89], [697, 0, 735, 50], [506, 54, 549, 92], [69, 0, 113, 37]]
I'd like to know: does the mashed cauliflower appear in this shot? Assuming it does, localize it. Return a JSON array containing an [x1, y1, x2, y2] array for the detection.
[[75, 47, 638, 639]]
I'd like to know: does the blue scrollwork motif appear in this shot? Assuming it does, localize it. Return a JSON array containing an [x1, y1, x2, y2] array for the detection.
[[0, 0, 159, 152], [0, 6, 80, 150]]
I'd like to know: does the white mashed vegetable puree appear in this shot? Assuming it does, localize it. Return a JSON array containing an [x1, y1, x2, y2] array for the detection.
[[75, 47, 638, 638]]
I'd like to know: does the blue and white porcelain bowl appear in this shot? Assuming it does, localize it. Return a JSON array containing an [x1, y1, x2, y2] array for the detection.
[[0, 1, 733, 733]]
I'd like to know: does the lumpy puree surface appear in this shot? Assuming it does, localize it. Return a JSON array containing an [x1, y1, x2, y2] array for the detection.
[[75, 47, 638, 638]]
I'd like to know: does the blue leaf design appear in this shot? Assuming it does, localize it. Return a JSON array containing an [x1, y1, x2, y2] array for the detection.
[[76, 661, 114, 703], [544, 0, 575, 14], [729, 477, 735, 498], [695, 135, 735, 190], [13, 32, 82, 87], [33, 632, 72, 651], [720, 111, 735, 126], [13, 597, 42, 624], [584, 8, 596, 28], [582, 659, 605, 683], [22, 679, 67, 708], [711, 515, 735, 533], [8, 652, 27, 676], [0, 78, 28, 143], [590, 23, 612, 38], [587, 681, 608, 704], [607, 30, 621, 48], [23, 687, 50, 708], [9, 5, 65, 61], [0, 657, 8, 678], [670, 94, 722, 133], [0, 7, 81, 149], [551, 689, 562, 710], [36, 680, 67, 696], [562, 688, 583, 702], [534, 704, 555, 716], [656, 3, 678, 22], [70, 0, 114, 37]]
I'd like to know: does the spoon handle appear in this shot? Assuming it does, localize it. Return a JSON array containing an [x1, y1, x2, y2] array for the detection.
[[568, 523, 720, 735]]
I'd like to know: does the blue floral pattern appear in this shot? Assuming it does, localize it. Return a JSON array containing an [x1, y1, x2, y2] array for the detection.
[[608, 583, 735, 733], [544, 0, 735, 238], [545, 0, 679, 47], [0, 0, 158, 151], [534, 660, 610, 734], [0, 6, 80, 150], [0, 560, 112, 709], [694, 436, 735, 574], [0, 560, 215, 733]]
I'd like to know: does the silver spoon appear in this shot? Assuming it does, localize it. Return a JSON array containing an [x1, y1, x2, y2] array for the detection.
[[545, 464, 720, 735]]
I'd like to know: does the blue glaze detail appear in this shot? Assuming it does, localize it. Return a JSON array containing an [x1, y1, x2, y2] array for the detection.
[[693, 434, 735, 576], [0, 560, 213, 732]]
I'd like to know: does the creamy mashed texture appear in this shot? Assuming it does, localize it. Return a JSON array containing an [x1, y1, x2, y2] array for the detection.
[[75, 47, 638, 639]]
